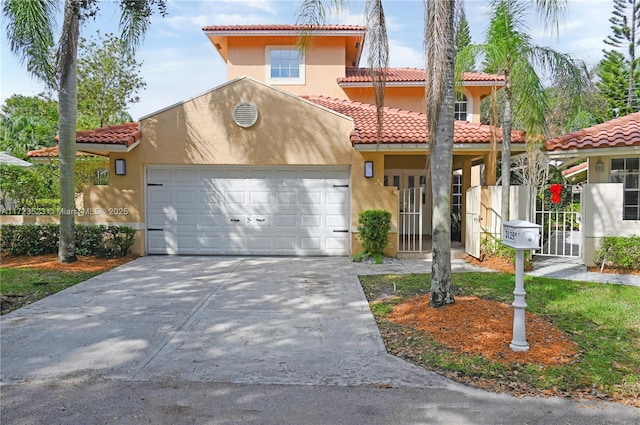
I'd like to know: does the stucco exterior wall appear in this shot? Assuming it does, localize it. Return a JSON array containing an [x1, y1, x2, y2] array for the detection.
[[83, 78, 397, 256], [225, 36, 348, 99], [581, 183, 640, 266]]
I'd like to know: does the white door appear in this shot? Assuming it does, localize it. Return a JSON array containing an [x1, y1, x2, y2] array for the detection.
[[146, 166, 350, 255], [465, 186, 481, 258]]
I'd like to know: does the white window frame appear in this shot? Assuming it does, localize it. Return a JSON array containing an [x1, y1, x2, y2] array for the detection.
[[454, 89, 474, 122], [265, 45, 305, 85], [610, 157, 640, 221]]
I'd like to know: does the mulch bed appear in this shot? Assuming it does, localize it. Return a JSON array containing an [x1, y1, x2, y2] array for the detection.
[[387, 295, 579, 366], [1, 254, 135, 272]]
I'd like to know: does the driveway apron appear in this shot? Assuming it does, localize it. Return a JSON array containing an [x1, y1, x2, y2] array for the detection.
[[1, 256, 449, 388]]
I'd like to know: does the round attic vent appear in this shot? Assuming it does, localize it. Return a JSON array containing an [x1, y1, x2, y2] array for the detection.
[[232, 102, 259, 128]]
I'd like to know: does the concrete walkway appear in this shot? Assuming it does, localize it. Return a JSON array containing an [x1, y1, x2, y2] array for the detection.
[[527, 256, 639, 285], [1, 256, 638, 424]]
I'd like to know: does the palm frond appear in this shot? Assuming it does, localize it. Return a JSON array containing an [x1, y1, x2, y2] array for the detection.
[[365, 0, 389, 144], [295, 0, 345, 53], [2, 0, 59, 88], [118, 0, 167, 51]]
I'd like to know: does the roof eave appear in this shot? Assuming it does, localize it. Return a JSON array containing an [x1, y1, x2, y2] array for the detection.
[[202, 29, 367, 37], [75, 139, 140, 154], [339, 80, 505, 88], [353, 142, 527, 152]]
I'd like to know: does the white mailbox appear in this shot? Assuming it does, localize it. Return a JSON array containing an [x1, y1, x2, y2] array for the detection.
[[502, 220, 541, 250]]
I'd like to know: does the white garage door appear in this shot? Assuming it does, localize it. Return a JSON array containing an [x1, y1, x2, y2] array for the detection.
[[146, 166, 350, 255]]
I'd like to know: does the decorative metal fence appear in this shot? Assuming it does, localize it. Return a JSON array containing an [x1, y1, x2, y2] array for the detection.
[[534, 184, 581, 257], [398, 187, 423, 252]]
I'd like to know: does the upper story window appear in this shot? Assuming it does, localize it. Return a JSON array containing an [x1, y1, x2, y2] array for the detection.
[[610, 157, 640, 220], [454, 92, 468, 121], [266, 46, 305, 85]]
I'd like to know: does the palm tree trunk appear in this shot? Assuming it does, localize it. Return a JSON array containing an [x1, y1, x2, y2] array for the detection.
[[58, 0, 79, 263], [500, 76, 512, 225], [427, 0, 456, 307]]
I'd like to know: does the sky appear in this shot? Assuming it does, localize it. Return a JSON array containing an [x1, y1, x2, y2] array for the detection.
[[0, 0, 618, 121]]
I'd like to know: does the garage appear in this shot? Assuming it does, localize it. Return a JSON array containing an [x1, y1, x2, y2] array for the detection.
[[146, 165, 351, 255]]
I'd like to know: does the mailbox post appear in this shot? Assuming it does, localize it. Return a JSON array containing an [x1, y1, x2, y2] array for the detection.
[[502, 220, 541, 352]]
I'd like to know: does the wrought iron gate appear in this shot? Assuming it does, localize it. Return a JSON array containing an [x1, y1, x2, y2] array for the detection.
[[534, 184, 581, 257], [398, 187, 423, 252]]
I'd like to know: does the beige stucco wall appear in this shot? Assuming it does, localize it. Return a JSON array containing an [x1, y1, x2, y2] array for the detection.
[[581, 183, 640, 266], [83, 78, 397, 256], [225, 36, 348, 99], [343, 85, 492, 123]]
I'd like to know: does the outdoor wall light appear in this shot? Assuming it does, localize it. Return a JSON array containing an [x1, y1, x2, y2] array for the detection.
[[115, 159, 126, 176], [596, 159, 604, 174], [364, 161, 374, 178]]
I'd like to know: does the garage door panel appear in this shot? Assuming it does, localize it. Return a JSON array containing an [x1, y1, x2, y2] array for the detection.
[[175, 169, 197, 183], [301, 215, 322, 228], [249, 191, 271, 204], [147, 166, 350, 255], [275, 192, 297, 205], [300, 237, 322, 250], [148, 168, 172, 183]]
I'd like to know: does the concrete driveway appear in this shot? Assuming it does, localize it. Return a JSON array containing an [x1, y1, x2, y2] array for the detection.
[[1, 256, 449, 388]]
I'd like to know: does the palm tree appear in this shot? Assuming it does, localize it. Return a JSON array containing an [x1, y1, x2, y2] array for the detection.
[[479, 0, 584, 223], [297, 0, 457, 306], [426, 0, 457, 307], [3, 0, 166, 262]]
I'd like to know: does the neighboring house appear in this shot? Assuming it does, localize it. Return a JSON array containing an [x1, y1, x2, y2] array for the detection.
[[546, 112, 640, 266], [0, 152, 33, 213], [0, 152, 33, 167], [63, 24, 527, 257]]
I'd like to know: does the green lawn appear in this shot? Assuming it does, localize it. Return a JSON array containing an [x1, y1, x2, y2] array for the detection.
[[0, 267, 102, 315], [360, 272, 640, 405]]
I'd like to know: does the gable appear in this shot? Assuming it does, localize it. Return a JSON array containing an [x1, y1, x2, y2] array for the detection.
[[137, 77, 356, 165]]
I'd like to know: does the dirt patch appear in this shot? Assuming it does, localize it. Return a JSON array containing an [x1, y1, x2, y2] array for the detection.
[[466, 255, 520, 273], [587, 266, 640, 276], [1, 254, 136, 273], [387, 295, 579, 366]]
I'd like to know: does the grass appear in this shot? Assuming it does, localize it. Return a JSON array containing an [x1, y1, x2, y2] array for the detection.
[[0, 268, 103, 315], [360, 272, 640, 404]]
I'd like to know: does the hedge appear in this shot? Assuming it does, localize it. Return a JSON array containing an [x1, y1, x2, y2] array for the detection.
[[1, 224, 135, 258], [594, 235, 640, 271]]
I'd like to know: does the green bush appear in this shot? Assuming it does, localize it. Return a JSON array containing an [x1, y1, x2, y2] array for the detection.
[[481, 234, 532, 265], [594, 235, 640, 271], [0, 223, 59, 256], [1, 224, 135, 258], [357, 209, 392, 256]]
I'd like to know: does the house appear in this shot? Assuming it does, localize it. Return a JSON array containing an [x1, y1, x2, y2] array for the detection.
[[66, 24, 526, 257], [545, 112, 640, 266]]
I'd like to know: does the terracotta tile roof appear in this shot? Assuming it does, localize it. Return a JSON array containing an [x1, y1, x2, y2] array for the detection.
[[27, 146, 93, 158], [561, 161, 587, 177], [202, 24, 366, 32], [546, 112, 640, 151], [64, 123, 141, 147], [338, 68, 505, 84], [304, 95, 525, 145]]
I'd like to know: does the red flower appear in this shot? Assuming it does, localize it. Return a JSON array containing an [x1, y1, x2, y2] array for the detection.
[[550, 184, 563, 204]]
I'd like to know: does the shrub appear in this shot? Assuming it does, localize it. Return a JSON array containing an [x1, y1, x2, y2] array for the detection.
[[0, 223, 59, 256], [1, 224, 135, 258], [357, 209, 392, 256], [480, 234, 532, 265], [594, 235, 640, 271]]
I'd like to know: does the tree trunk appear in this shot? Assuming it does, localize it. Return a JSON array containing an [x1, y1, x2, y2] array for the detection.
[[500, 76, 512, 226], [58, 1, 79, 263], [627, 0, 637, 112], [429, 0, 456, 308]]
